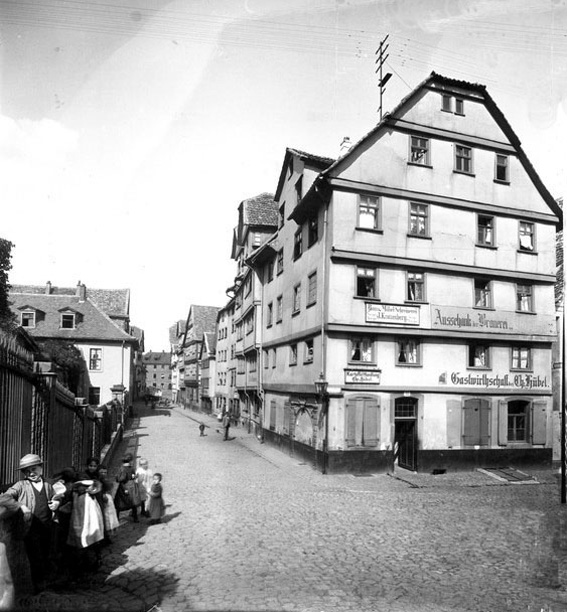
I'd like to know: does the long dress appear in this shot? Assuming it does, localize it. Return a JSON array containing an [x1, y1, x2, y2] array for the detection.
[[114, 464, 137, 512], [147, 484, 165, 520]]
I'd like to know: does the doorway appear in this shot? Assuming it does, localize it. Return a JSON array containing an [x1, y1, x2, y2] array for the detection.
[[394, 397, 418, 471]]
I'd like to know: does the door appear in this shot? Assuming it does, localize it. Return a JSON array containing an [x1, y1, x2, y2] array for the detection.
[[394, 397, 418, 471]]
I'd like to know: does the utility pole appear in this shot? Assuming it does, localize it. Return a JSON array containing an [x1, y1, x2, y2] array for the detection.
[[375, 35, 392, 120]]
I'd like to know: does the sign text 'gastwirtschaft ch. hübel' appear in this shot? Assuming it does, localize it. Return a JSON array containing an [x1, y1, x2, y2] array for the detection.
[[449, 372, 549, 389]]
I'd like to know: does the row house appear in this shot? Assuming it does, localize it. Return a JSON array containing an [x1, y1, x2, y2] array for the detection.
[[130, 325, 145, 400], [169, 319, 186, 404], [245, 72, 561, 473], [10, 281, 139, 406], [142, 350, 172, 399], [214, 301, 235, 418], [199, 331, 217, 413]]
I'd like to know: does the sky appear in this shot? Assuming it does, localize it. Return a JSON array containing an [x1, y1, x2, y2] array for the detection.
[[0, 0, 565, 351]]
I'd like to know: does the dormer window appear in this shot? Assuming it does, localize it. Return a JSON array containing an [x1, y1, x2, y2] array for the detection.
[[61, 313, 75, 329], [21, 311, 36, 328]]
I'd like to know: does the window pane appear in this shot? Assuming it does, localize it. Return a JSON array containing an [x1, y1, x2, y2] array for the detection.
[[519, 222, 534, 251], [398, 340, 419, 364], [496, 155, 508, 181], [409, 203, 428, 236], [407, 272, 424, 301], [516, 284, 533, 311], [410, 136, 429, 164], [477, 216, 494, 246], [357, 267, 375, 298]]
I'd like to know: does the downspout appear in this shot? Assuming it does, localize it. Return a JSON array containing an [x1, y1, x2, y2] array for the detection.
[[321, 190, 329, 474]]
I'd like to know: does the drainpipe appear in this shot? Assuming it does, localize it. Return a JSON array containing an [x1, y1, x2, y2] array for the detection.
[[320, 197, 329, 474]]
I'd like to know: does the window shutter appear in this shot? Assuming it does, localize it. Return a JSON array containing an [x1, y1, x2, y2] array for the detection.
[[446, 400, 461, 448], [283, 401, 291, 436], [531, 401, 547, 445], [362, 397, 380, 447], [269, 400, 276, 430], [346, 398, 357, 447], [479, 399, 490, 445], [463, 399, 481, 445], [497, 400, 508, 446]]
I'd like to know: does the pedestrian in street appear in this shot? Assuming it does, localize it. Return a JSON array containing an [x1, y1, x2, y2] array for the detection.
[[135, 458, 153, 518], [147, 473, 165, 525], [222, 412, 231, 441], [82, 456, 101, 481], [199, 422, 206, 436], [95, 465, 119, 544], [3, 454, 60, 592], [114, 453, 141, 523]]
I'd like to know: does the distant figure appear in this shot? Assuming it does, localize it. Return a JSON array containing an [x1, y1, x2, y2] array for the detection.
[[147, 474, 166, 525], [199, 422, 206, 437], [222, 413, 231, 441]]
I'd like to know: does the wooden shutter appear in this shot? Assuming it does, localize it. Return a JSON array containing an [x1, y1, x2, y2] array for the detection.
[[531, 401, 547, 445], [446, 400, 461, 448], [479, 399, 490, 445], [283, 401, 291, 436], [497, 400, 508, 446], [346, 398, 357, 447], [269, 400, 276, 430], [463, 399, 481, 445], [362, 397, 380, 447]]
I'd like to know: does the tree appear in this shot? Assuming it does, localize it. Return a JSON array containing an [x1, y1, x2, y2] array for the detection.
[[0, 238, 15, 330], [38, 340, 85, 394]]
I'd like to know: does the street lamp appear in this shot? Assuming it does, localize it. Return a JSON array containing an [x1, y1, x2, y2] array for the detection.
[[314, 373, 329, 475]]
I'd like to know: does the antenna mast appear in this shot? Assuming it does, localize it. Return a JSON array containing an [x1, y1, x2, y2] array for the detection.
[[375, 35, 392, 119]]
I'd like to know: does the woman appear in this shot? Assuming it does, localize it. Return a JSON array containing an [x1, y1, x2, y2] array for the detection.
[[114, 453, 141, 523]]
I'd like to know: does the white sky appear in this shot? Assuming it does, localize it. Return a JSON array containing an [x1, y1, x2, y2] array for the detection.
[[0, 0, 565, 351]]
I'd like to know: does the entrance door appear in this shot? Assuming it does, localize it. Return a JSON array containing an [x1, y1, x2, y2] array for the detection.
[[394, 397, 418, 471]]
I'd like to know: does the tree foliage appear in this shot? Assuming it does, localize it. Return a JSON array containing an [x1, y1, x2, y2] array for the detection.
[[0, 238, 15, 331], [38, 339, 85, 394]]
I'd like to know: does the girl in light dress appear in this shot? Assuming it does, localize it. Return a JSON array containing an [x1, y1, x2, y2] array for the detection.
[[135, 459, 153, 518]]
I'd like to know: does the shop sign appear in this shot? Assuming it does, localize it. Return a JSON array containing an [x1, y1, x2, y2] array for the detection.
[[366, 303, 420, 325], [431, 305, 555, 336], [446, 371, 550, 390], [345, 369, 381, 384]]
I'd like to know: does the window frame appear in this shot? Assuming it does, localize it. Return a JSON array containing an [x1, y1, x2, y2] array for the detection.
[[441, 94, 452, 112], [409, 135, 431, 166], [495, 154, 510, 183], [20, 311, 36, 328], [307, 271, 317, 306], [511, 346, 532, 371], [89, 348, 103, 371], [408, 202, 429, 237], [289, 343, 298, 366], [356, 266, 376, 299], [276, 295, 283, 323], [292, 283, 301, 313], [454, 144, 473, 175], [293, 228, 303, 260], [60, 312, 76, 329], [276, 248, 284, 275], [516, 283, 534, 313], [357, 195, 381, 231], [307, 216, 318, 248], [477, 214, 495, 247], [266, 302, 273, 327], [304, 339, 314, 364], [454, 98, 464, 115], [474, 279, 493, 309], [467, 343, 491, 369], [518, 221, 536, 253], [406, 271, 426, 303], [349, 337, 375, 364], [396, 339, 421, 366]]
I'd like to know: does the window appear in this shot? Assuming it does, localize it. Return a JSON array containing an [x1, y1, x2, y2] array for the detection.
[[307, 272, 317, 305], [293, 229, 303, 259], [249, 353, 257, 372], [474, 279, 492, 308], [350, 338, 374, 363], [407, 271, 425, 302], [267, 259, 274, 283], [477, 215, 494, 247], [276, 249, 284, 274], [409, 136, 430, 165], [358, 195, 380, 230], [293, 283, 301, 313], [409, 203, 429, 237], [455, 98, 464, 115], [276, 295, 283, 322], [468, 343, 490, 368], [441, 94, 464, 115], [89, 348, 102, 371], [455, 145, 473, 174], [267, 303, 273, 327], [289, 344, 297, 366], [263, 349, 269, 369], [304, 339, 314, 363], [495, 154, 509, 182], [244, 275, 252, 297], [296, 176, 303, 203], [88, 387, 101, 406], [245, 314, 254, 335], [272, 348, 277, 369], [519, 221, 535, 252], [397, 339, 420, 365], [507, 400, 529, 442], [511, 347, 531, 370], [356, 267, 376, 298], [308, 216, 318, 247], [279, 204, 285, 228], [345, 397, 379, 448], [516, 284, 533, 312], [441, 94, 452, 111], [21, 311, 35, 328], [61, 313, 75, 329]]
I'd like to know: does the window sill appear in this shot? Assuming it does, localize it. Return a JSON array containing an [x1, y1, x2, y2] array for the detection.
[[510, 369, 533, 373], [289, 362, 297, 367], [303, 360, 314, 365], [517, 249, 538, 256], [407, 233, 432, 240], [293, 254, 302, 261], [276, 320, 282, 325], [306, 302, 316, 309], [476, 243, 497, 250], [466, 367, 492, 371], [355, 295, 380, 302], [515, 310, 536, 315], [395, 363, 422, 368], [493, 179, 510, 186], [473, 306, 495, 311], [407, 162, 432, 169], [404, 300, 427, 305], [356, 226, 383, 234], [277, 271, 283, 276], [292, 310, 300, 317], [307, 241, 317, 249], [266, 324, 272, 328], [348, 361, 377, 367], [453, 170, 475, 177]]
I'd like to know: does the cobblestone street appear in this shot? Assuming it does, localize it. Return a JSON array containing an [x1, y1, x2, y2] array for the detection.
[[21, 401, 567, 612]]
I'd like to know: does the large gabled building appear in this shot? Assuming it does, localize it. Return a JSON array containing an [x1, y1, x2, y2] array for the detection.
[[10, 281, 138, 406], [142, 350, 172, 399], [249, 72, 561, 473]]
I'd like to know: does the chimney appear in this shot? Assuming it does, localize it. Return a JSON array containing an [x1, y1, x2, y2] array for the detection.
[[340, 136, 351, 156], [76, 281, 86, 301], [45, 280, 52, 295]]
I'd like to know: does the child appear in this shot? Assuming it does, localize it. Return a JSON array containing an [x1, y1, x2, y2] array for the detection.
[[199, 422, 206, 436], [147, 473, 165, 525], [135, 459, 153, 518]]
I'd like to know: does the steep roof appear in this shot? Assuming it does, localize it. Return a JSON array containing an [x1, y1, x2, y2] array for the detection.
[[9, 290, 136, 342], [242, 192, 278, 227], [274, 148, 335, 202], [142, 351, 171, 366], [185, 305, 221, 343], [169, 319, 185, 344]]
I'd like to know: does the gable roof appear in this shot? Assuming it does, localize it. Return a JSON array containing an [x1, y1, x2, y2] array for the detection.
[[241, 192, 278, 227], [184, 305, 221, 343], [318, 72, 561, 225], [9, 290, 136, 343], [142, 351, 171, 366], [274, 148, 335, 202]]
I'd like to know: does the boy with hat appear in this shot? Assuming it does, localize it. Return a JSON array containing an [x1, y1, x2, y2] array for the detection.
[[4, 454, 60, 591]]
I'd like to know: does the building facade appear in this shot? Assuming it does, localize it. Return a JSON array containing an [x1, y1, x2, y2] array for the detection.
[[142, 351, 172, 399], [249, 73, 561, 473]]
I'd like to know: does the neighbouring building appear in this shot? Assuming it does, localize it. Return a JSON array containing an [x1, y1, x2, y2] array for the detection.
[[169, 319, 186, 404], [199, 331, 217, 414], [142, 350, 172, 399], [552, 197, 564, 464], [248, 72, 562, 474], [10, 281, 139, 406], [130, 325, 146, 400]]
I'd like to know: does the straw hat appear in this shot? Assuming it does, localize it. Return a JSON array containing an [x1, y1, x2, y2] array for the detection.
[[18, 454, 43, 470]]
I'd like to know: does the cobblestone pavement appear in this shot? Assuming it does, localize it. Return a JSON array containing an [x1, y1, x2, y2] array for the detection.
[[20, 401, 567, 612]]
